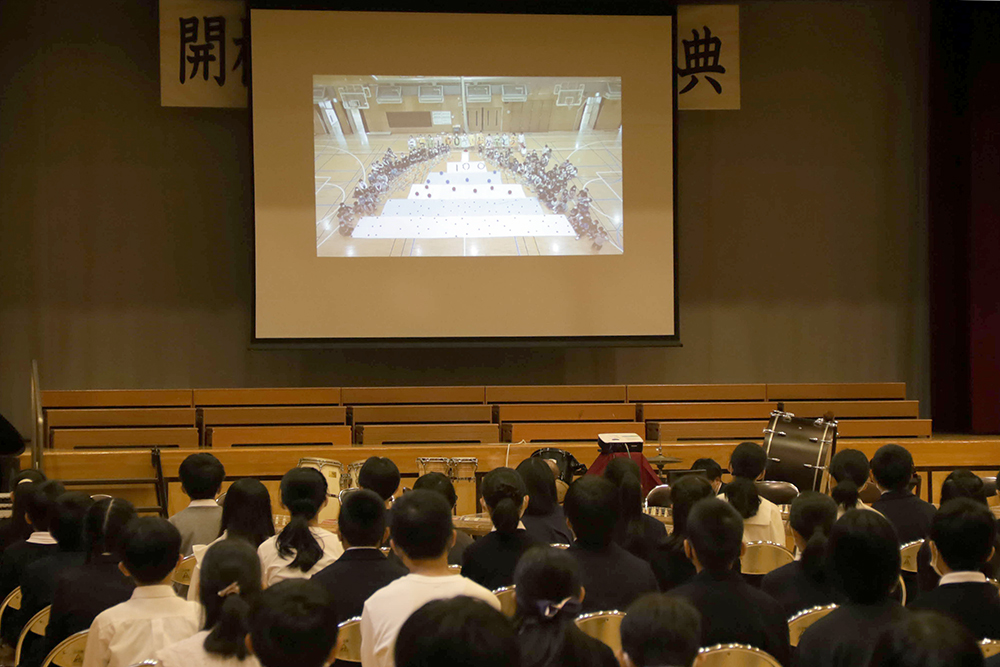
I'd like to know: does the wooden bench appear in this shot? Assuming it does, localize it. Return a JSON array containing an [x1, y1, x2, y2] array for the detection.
[[495, 403, 638, 422], [341, 387, 485, 405], [646, 418, 932, 442], [486, 385, 627, 403], [626, 384, 767, 402], [350, 405, 493, 425], [504, 422, 645, 443], [51, 427, 199, 449], [207, 425, 352, 448], [765, 383, 907, 400], [42, 390, 196, 447], [354, 424, 500, 445], [193, 388, 342, 406], [42, 389, 194, 408], [46, 408, 197, 447], [201, 406, 347, 428]]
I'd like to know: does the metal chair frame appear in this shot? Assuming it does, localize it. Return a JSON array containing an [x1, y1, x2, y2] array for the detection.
[[698, 643, 783, 667], [900, 539, 924, 574], [14, 605, 51, 665], [741, 541, 795, 576], [493, 585, 516, 618], [575, 610, 626, 654], [335, 616, 362, 663], [787, 603, 838, 647], [40, 629, 89, 667]]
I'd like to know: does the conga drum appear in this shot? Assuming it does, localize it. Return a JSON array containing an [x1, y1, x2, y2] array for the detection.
[[450, 457, 479, 516], [297, 458, 344, 523], [763, 410, 837, 493], [416, 457, 450, 477]]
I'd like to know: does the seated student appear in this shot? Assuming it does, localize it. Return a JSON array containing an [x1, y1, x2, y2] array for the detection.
[[358, 457, 401, 508], [563, 477, 658, 613], [156, 540, 262, 667], [796, 509, 908, 667], [395, 597, 519, 667], [248, 580, 338, 667], [82, 517, 201, 667], [540, 458, 569, 503], [619, 594, 701, 667], [312, 489, 407, 624], [412, 472, 472, 565], [361, 490, 500, 667], [722, 443, 783, 544], [169, 453, 225, 557], [603, 458, 667, 561], [515, 459, 572, 545], [830, 449, 881, 517], [258, 468, 343, 586], [761, 492, 846, 617], [461, 468, 539, 591], [671, 499, 790, 666], [649, 475, 713, 592], [513, 546, 617, 667], [868, 611, 985, 667], [870, 444, 936, 544], [692, 458, 726, 495], [908, 498, 1000, 639], [0, 470, 46, 553]]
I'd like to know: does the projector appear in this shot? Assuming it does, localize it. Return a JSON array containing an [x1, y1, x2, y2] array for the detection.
[[598, 433, 644, 455]]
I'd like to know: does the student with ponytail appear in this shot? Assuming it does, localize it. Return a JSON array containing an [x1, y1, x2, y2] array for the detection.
[[462, 467, 540, 590], [830, 449, 880, 517], [257, 468, 342, 586], [723, 443, 784, 544], [761, 492, 845, 617], [603, 458, 666, 561]]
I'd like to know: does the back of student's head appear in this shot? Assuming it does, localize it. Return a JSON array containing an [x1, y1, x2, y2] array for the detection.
[[22, 479, 65, 532], [338, 489, 386, 547], [621, 594, 701, 667], [692, 458, 723, 483], [670, 475, 714, 537], [516, 458, 559, 516], [867, 611, 984, 667], [395, 597, 519, 667], [829, 509, 900, 604], [200, 539, 262, 660], [724, 476, 761, 520], [790, 492, 838, 584], [603, 458, 645, 552], [249, 579, 336, 667], [482, 467, 527, 535], [391, 489, 453, 560], [412, 472, 457, 510], [51, 492, 94, 551], [513, 546, 584, 667], [277, 467, 327, 572], [830, 449, 871, 512], [8, 471, 47, 539], [122, 516, 182, 584], [686, 498, 743, 571], [221, 478, 275, 548], [931, 497, 996, 572], [85, 497, 136, 559], [939, 470, 989, 506], [179, 453, 225, 500], [871, 444, 915, 492], [563, 476, 618, 548], [358, 457, 400, 501], [729, 442, 767, 480]]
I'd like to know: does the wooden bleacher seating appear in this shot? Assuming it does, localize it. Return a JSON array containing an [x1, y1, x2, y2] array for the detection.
[[486, 385, 627, 403], [351, 404, 492, 424], [355, 424, 499, 445], [504, 421, 645, 443], [341, 386, 485, 404], [627, 384, 768, 402], [193, 387, 342, 406], [51, 427, 199, 449], [207, 425, 352, 448], [765, 382, 907, 400]]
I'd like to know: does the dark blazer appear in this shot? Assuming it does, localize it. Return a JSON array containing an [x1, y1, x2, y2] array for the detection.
[[450, 527, 474, 566], [760, 561, 847, 618], [872, 490, 936, 544], [909, 581, 1000, 639], [671, 569, 791, 667], [613, 514, 667, 561], [312, 547, 408, 624], [797, 600, 909, 667], [462, 529, 540, 591], [0, 540, 59, 644], [20, 551, 86, 621], [567, 542, 659, 613], [43, 554, 134, 653], [521, 508, 573, 545], [916, 530, 1000, 593], [519, 623, 619, 667], [649, 535, 696, 592]]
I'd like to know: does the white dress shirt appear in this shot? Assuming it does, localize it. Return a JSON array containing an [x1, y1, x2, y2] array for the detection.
[[719, 493, 786, 545], [156, 630, 262, 667], [82, 585, 201, 667], [360, 573, 500, 667], [257, 526, 343, 586], [186, 533, 227, 602]]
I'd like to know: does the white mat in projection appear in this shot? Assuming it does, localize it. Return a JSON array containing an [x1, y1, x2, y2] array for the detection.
[[351, 215, 576, 238]]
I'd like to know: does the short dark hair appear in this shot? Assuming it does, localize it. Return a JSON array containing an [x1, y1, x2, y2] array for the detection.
[[692, 458, 723, 481], [868, 611, 984, 667], [515, 458, 559, 516], [729, 442, 767, 480], [789, 492, 838, 584], [829, 509, 900, 603], [412, 472, 457, 509], [22, 480, 65, 531], [85, 498, 136, 559], [685, 498, 743, 571], [939, 470, 989, 506], [621, 594, 701, 667], [670, 475, 714, 537], [931, 498, 997, 572], [51, 492, 94, 551], [395, 597, 519, 667], [358, 457, 400, 501], [221, 478, 275, 548], [390, 489, 453, 560], [122, 516, 182, 584], [249, 580, 336, 667], [871, 444, 914, 492], [338, 489, 386, 547], [179, 453, 225, 499], [563, 476, 619, 548]]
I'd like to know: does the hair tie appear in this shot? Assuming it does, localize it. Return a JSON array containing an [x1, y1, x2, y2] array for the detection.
[[218, 582, 241, 598], [535, 596, 582, 620]]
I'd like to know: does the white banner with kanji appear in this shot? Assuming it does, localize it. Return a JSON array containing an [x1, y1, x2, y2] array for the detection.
[[677, 5, 740, 110]]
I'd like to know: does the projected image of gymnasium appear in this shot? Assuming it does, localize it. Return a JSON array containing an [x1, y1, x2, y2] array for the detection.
[[314, 76, 623, 257]]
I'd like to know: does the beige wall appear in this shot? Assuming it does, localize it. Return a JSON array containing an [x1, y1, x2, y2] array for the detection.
[[0, 1, 930, 433]]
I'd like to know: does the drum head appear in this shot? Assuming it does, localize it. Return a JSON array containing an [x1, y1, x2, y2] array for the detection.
[[763, 413, 837, 493]]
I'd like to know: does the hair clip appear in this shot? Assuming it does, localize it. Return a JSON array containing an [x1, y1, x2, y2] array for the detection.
[[218, 581, 241, 598]]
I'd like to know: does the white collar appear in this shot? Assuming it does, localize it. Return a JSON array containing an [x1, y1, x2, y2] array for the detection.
[[131, 585, 180, 599], [26, 531, 57, 545], [187, 499, 219, 508], [490, 521, 527, 533], [345, 546, 382, 551], [939, 571, 988, 586]]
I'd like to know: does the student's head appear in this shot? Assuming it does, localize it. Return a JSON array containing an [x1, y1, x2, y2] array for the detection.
[[121, 516, 182, 585], [221, 478, 275, 548], [729, 442, 767, 480], [248, 580, 337, 667], [85, 497, 136, 559], [723, 476, 761, 520], [867, 611, 984, 667], [276, 467, 327, 573], [620, 594, 701, 667], [395, 597, 519, 667], [692, 458, 724, 493], [563, 476, 619, 548], [412, 472, 457, 510], [829, 509, 900, 604], [516, 458, 559, 516], [22, 479, 65, 531], [51, 492, 94, 552], [482, 467, 527, 535], [200, 539, 262, 660], [8, 470, 47, 535], [684, 498, 744, 572], [668, 476, 714, 538], [338, 489, 387, 548], [930, 497, 997, 573], [871, 444, 915, 492], [390, 489, 454, 562], [939, 470, 989, 506], [358, 457, 400, 502], [830, 449, 871, 511], [603, 457, 644, 518], [789, 492, 838, 583], [514, 546, 583, 620], [179, 453, 225, 500]]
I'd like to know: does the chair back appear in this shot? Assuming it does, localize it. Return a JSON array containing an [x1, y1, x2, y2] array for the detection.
[[575, 611, 626, 654], [698, 643, 783, 667], [645, 484, 671, 508], [127, 662, 161, 667], [15, 605, 51, 665], [335, 617, 362, 663], [981, 639, 1000, 658], [493, 586, 516, 618], [550, 543, 571, 550], [741, 542, 795, 576], [755, 481, 799, 506], [173, 554, 197, 586], [215, 492, 226, 506], [788, 604, 837, 647], [0, 586, 23, 643], [890, 574, 907, 606], [900, 539, 924, 574], [41, 629, 89, 667], [448, 564, 462, 574]]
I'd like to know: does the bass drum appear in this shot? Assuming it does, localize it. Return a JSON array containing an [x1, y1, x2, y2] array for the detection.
[[763, 411, 837, 493], [530, 448, 588, 484]]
